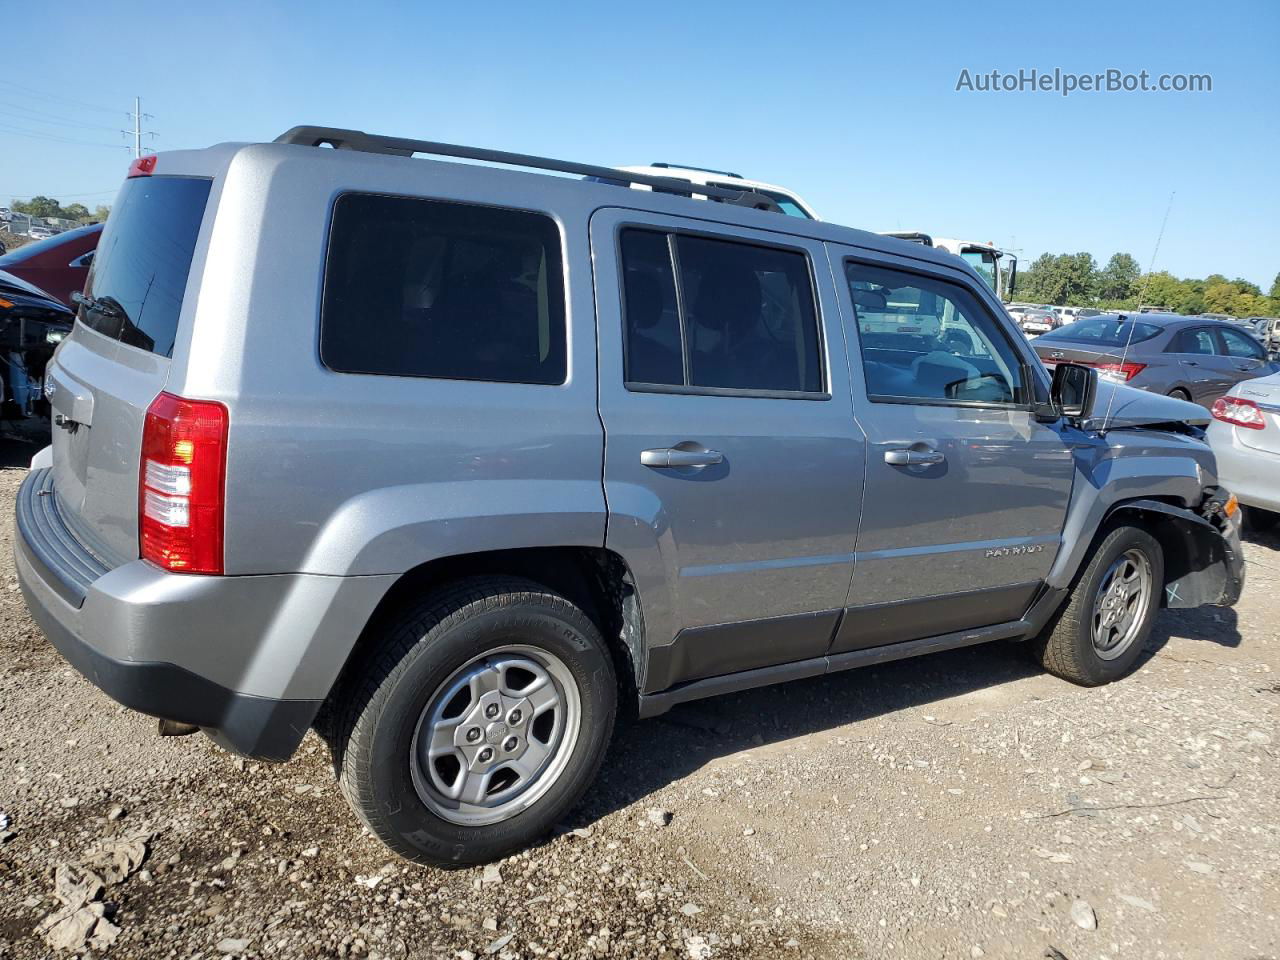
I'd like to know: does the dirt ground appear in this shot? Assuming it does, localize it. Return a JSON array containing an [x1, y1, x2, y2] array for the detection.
[[0, 433, 1276, 960]]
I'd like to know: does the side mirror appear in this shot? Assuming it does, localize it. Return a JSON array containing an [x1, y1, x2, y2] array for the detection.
[[1051, 362, 1097, 421]]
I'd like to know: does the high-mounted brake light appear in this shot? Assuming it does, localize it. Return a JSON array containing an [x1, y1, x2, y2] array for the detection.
[[140, 392, 228, 574], [127, 155, 158, 178], [1092, 361, 1147, 383], [1212, 395, 1267, 431]]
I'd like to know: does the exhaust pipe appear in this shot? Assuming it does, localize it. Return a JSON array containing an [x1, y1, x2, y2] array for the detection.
[[157, 718, 200, 738]]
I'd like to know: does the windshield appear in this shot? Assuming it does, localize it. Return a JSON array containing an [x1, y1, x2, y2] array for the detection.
[[1039, 316, 1163, 346], [960, 249, 997, 291]]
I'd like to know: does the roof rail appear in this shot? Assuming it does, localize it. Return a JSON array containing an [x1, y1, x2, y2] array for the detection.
[[274, 126, 780, 214], [882, 231, 935, 247], [650, 162, 743, 179]]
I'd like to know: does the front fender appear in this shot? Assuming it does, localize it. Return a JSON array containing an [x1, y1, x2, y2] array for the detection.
[[1047, 434, 1209, 590]]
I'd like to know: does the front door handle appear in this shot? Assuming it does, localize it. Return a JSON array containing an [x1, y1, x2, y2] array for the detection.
[[641, 446, 724, 468], [884, 448, 945, 466]]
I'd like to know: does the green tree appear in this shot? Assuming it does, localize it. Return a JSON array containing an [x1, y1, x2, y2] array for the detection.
[[12, 195, 62, 219], [63, 203, 91, 222], [91, 205, 111, 223], [1098, 253, 1140, 302], [1012, 252, 1098, 305]]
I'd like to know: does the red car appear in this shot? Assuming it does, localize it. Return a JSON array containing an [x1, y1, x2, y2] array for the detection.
[[0, 223, 102, 309]]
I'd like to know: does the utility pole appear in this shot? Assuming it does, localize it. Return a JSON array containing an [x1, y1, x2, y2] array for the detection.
[[123, 97, 157, 158]]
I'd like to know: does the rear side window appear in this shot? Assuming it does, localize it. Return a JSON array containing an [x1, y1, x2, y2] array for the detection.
[[620, 228, 823, 394], [322, 194, 566, 385], [79, 176, 211, 357], [1169, 328, 1215, 354]]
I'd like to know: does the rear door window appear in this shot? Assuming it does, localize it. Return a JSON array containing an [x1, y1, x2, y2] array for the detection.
[[78, 176, 211, 357], [1170, 328, 1215, 354], [321, 194, 566, 385], [618, 228, 823, 394]]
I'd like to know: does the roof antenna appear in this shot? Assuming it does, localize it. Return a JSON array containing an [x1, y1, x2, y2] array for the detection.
[[1099, 191, 1175, 430]]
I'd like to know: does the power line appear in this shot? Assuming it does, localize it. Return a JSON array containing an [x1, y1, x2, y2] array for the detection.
[[0, 104, 124, 133], [0, 121, 129, 149], [0, 78, 121, 115], [6, 190, 117, 199]]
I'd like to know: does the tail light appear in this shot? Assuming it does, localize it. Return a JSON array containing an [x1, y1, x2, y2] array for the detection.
[[1093, 362, 1147, 382], [127, 155, 157, 178], [1212, 395, 1266, 430], [140, 392, 228, 574]]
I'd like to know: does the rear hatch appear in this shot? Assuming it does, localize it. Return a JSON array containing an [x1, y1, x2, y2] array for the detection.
[[46, 173, 211, 563], [1232, 375, 1280, 455]]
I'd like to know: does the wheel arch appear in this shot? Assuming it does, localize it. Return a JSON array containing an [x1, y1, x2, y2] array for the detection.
[[320, 546, 648, 728]]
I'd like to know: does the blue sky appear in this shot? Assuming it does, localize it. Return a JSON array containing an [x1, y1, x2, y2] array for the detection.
[[3, 0, 1276, 287]]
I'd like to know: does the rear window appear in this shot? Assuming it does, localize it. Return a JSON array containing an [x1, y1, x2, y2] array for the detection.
[[1038, 316, 1162, 347], [78, 176, 211, 357], [321, 194, 566, 385]]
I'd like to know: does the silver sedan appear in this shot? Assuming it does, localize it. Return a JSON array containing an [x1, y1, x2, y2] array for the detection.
[[1207, 371, 1280, 532]]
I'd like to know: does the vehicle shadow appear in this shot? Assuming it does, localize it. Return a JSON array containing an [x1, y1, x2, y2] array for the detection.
[[578, 597, 1248, 827], [577, 639, 1043, 827], [0, 425, 47, 469]]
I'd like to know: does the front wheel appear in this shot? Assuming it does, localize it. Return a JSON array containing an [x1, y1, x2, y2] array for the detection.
[[334, 576, 617, 866], [1029, 525, 1164, 685]]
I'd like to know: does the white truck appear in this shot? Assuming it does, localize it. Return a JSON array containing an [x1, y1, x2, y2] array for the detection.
[[881, 233, 1017, 302]]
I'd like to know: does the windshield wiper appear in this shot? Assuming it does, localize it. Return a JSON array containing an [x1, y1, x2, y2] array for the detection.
[[71, 291, 124, 320]]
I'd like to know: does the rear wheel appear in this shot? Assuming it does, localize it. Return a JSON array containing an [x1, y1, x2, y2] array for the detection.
[[334, 576, 616, 866], [1030, 525, 1163, 685], [1167, 388, 1192, 402]]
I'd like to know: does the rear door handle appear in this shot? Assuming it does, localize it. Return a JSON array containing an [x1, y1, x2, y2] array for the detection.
[[884, 448, 945, 466], [1182, 360, 1200, 367], [641, 446, 724, 468]]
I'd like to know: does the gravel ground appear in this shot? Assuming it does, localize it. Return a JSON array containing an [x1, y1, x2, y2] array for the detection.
[[0, 434, 1277, 960]]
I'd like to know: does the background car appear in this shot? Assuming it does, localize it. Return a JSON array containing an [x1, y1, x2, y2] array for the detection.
[[0, 223, 102, 309], [1207, 372, 1280, 532], [1032, 313, 1280, 407], [0, 268, 73, 420], [1053, 306, 1080, 327], [1019, 306, 1058, 335]]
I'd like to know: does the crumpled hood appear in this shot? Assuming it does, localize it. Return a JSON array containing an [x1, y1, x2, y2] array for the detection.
[[1083, 380, 1210, 430]]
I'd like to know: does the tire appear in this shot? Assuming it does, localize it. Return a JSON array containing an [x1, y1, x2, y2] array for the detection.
[[334, 576, 617, 867], [1242, 505, 1280, 533], [1167, 388, 1191, 402], [1029, 524, 1164, 686]]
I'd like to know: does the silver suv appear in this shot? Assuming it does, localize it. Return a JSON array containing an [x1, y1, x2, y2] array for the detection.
[[16, 127, 1245, 866]]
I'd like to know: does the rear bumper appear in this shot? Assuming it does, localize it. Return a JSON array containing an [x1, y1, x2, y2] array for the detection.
[[1211, 427, 1280, 514], [15, 469, 393, 760]]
